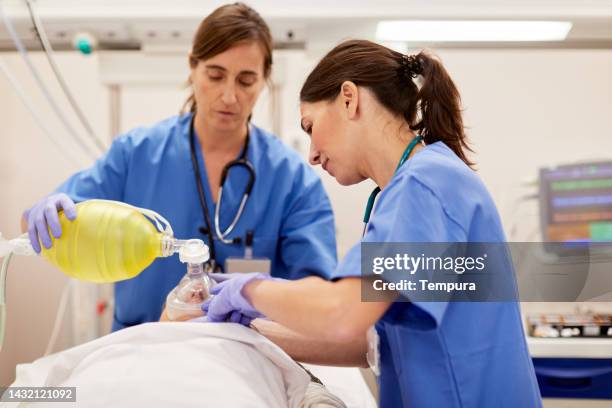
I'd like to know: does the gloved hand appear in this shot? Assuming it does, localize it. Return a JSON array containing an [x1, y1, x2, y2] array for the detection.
[[202, 272, 273, 326], [23, 193, 77, 253]]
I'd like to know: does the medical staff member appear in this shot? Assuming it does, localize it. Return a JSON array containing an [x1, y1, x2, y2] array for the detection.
[[203, 40, 542, 407], [22, 3, 336, 331]]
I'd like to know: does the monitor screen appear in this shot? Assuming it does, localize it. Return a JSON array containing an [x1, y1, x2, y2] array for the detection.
[[539, 161, 612, 249]]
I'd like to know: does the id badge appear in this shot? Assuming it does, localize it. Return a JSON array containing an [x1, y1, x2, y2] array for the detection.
[[224, 257, 271, 274]]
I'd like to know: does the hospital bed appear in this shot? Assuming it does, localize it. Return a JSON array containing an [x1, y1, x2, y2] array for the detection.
[[1, 322, 376, 408]]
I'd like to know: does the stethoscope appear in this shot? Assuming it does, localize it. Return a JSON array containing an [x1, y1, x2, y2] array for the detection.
[[189, 115, 256, 270]]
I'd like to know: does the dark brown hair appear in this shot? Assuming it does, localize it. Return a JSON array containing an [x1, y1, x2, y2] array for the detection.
[[183, 2, 273, 113], [300, 39, 474, 167]]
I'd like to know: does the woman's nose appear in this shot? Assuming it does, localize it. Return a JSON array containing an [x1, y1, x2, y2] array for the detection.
[[309, 143, 321, 165], [221, 83, 237, 105]]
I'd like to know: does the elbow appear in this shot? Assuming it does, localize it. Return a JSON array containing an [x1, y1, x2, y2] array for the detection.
[[330, 322, 367, 345], [322, 300, 368, 344], [323, 307, 370, 368]]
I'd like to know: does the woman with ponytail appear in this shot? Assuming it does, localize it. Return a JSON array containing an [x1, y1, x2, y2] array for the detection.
[[205, 39, 542, 408]]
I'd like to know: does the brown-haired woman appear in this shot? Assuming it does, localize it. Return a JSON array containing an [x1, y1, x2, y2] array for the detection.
[[22, 3, 337, 331], [204, 39, 542, 407]]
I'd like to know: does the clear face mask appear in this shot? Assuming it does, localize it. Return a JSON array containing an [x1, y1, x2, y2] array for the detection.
[[165, 239, 216, 321]]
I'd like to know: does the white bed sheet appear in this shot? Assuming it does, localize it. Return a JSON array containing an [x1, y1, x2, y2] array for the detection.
[[4, 323, 308, 408], [3, 322, 375, 408]]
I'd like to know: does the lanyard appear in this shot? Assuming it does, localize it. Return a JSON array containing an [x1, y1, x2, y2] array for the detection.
[[362, 136, 423, 229]]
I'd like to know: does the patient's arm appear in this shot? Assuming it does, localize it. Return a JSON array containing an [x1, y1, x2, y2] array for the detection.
[[251, 318, 368, 368], [159, 307, 368, 367]]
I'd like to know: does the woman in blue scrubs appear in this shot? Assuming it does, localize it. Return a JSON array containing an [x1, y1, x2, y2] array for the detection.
[[22, 3, 336, 331], [204, 40, 542, 407]]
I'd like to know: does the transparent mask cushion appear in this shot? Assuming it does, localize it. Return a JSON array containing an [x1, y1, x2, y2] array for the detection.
[[166, 275, 213, 320], [177, 274, 214, 303]]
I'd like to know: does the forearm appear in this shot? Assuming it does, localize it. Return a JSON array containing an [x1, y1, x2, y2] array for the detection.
[[246, 277, 347, 340], [245, 277, 392, 342], [251, 318, 368, 367]]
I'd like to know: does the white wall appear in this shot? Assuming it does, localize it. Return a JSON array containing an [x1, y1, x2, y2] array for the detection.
[[1, 47, 612, 385], [0, 52, 108, 386]]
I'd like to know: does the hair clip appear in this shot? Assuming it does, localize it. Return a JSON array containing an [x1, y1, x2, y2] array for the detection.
[[400, 54, 423, 79]]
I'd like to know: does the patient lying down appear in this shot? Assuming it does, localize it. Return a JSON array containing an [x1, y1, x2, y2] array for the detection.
[[7, 321, 367, 408], [160, 268, 368, 370], [7, 278, 371, 408]]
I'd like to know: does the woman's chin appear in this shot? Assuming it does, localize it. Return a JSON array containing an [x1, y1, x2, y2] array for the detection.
[[335, 173, 365, 186], [208, 115, 243, 133]]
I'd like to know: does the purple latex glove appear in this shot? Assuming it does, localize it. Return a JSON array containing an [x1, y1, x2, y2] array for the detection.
[[202, 272, 272, 326], [23, 193, 77, 253]]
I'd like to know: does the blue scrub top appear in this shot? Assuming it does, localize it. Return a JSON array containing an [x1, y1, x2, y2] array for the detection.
[[55, 113, 337, 331], [333, 142, 541, 407]]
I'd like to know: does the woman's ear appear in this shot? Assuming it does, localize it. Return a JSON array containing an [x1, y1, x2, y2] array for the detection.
[[340, 81, 359, 119], [188, 53, 196, 83]]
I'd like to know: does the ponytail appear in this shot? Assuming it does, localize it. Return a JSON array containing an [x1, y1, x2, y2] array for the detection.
[[411, 52, 474, 168]]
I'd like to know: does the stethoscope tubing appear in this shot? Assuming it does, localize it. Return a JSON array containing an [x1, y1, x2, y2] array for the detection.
[[189, 115, 255, 264], [214, 159, 255, 244]]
